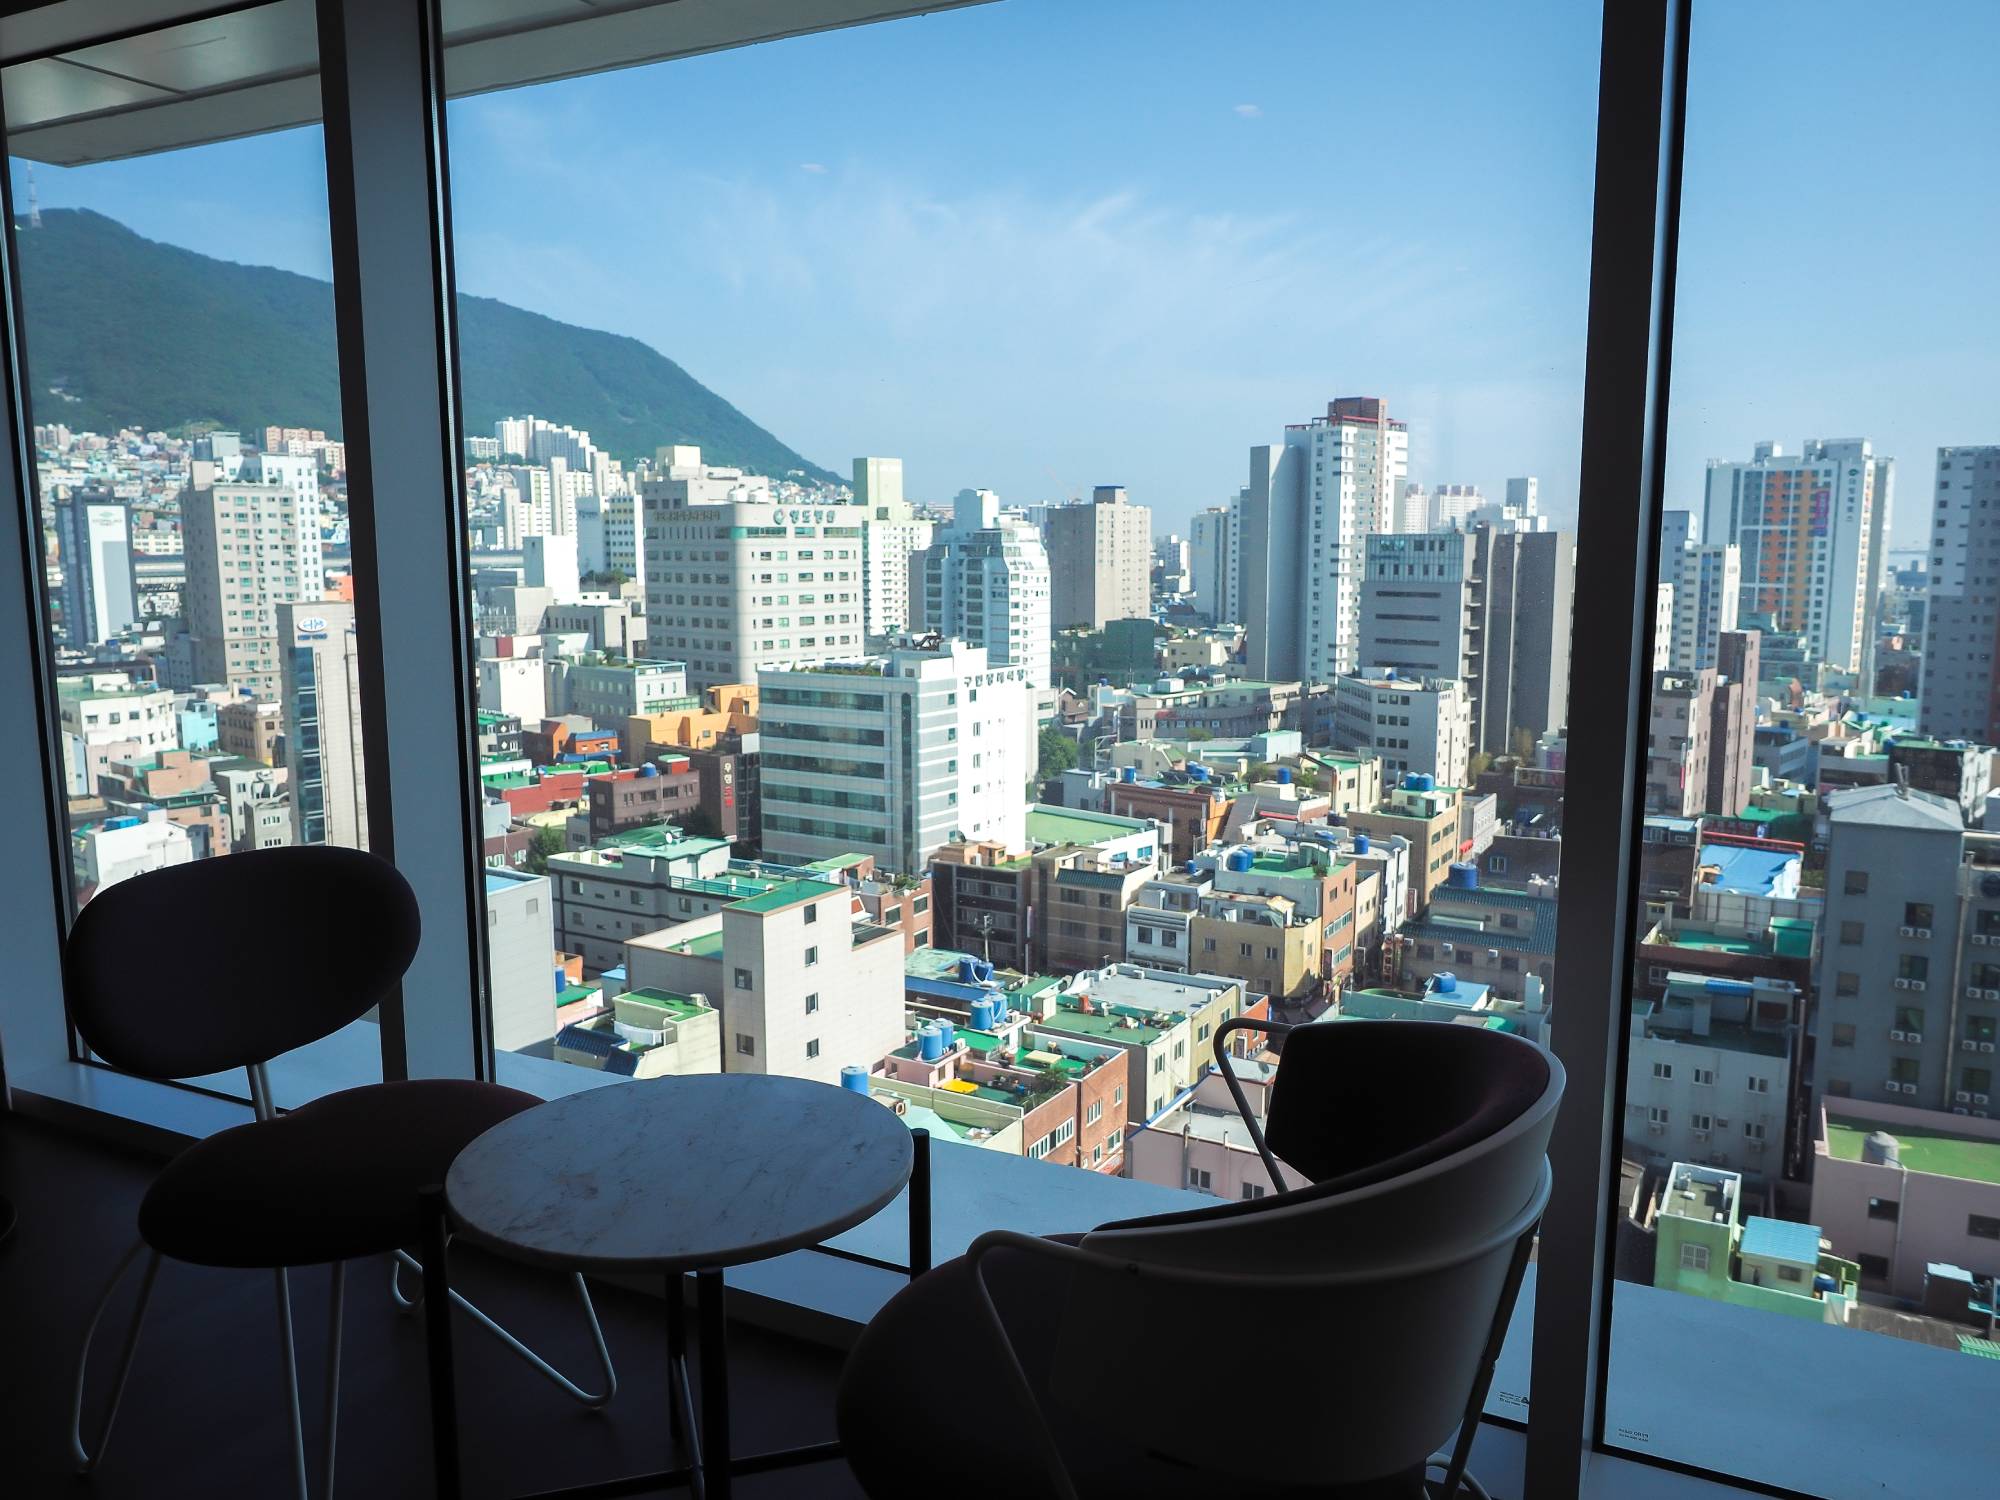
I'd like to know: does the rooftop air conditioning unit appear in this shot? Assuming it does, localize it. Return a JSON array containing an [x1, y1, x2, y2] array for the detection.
[[1983, 1042, 1997, 1053], [1885, 1080, 1903, 1093], [1957, 1091, 1972, 1103], [1975, 935, 1990, 946], [1916, 928, 1933, 939], [1894, 978, 1912, 990], [1978, 1094, 1992, 1106], [1890, 1030, 1908, 1042], [1900, 925, 1916, 937], [1965, 1040, 1982, 1053], [1904, 1083, 1921, 1095], [1970, 987, 1986, 1000], [1954, 1106, 1971, 1116], [1910, 982, 1927, 993], [1908, 1032, 1924, 1044], [1987, 990, 2000, 1002]]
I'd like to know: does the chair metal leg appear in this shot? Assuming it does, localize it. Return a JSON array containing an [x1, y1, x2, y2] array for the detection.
[[392, 1247, 616, 1409], [275, 1269, 310, 1500], [1429, 1223, 1539, 1500], [71, 1242, 163, 1473], [324, 1260, 346, 1499]]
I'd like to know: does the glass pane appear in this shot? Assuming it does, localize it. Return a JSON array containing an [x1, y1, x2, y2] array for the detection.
[[6, 3, 381, 1102], [444, 0, 1592, 1407], [1606, 2, 2000, 1493]]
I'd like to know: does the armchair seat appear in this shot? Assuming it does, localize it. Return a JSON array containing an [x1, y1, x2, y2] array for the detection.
[[139, 1079, 540, 1269], [838, 1246, 1426, 1500]]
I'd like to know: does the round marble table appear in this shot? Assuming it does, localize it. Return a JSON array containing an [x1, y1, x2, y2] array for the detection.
[[423, 1074, 924, 1500]]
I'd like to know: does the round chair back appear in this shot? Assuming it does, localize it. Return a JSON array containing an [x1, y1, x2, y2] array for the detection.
[[67, 846, 421, 1080]]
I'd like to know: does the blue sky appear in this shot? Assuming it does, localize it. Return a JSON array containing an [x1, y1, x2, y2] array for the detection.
[[11, 0, 1996, 547]]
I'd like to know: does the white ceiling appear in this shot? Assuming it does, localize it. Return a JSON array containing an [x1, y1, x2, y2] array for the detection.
[[0, 0, 990, 165]]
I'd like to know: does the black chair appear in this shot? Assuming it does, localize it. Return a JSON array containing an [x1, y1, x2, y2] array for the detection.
[[836, 1018, 1561, 1499], [66, 847, 615, 1499]]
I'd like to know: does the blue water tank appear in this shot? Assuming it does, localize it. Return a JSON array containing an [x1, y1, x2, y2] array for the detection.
[[1276, 766, 1293, 784], [1190, 764, 1211, 782], [993, 996, 1010, 1023], [1183, 860, 1201, 875], [1434, 971, 1458, 994], [972, 959, 995, 983], [958, 956, 981, 981], [840, 1066, 870, 1095], [103, 815, 141, 831], [1447, 861, 1479, 890], [1813, 1272, 1839, 1295], [638, 763, 660, 777], [1226, 848, 1254, 873], [937, 1020, 955, 1052], [919, 1025, 945, 1062], [970, 997, 998, 1030], [1121, 766, 1139, 783], [1354, 833, 1371, 855]]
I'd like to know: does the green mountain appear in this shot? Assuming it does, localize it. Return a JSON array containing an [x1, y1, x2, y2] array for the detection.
[[14, 208, 835, 481]]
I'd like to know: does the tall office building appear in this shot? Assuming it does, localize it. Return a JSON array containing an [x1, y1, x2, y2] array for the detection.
[[1665, 543, 1742, 672], [1479, 528, 1575, 753], [1046, 485, 1152, 631], [854, 457, 934, 637], [1358, 530, 1483, 738], [1464, 477, 1547, 534], [640, 473, 865, 689], [1241, 397, 1409, 683], [1189, 503, 1239, 624], [55, 492, 137, 649], [181, 459, 322, 699], [1395, 483, 1430, 534], [1658, 509, 1698, 576], [758, 640, 1028, 874], [1701, 438, 1892, 675], [915, 488, 1052, 691], [1332, 672, 1472, 786], [279, 599, 368, 850], [1428, 484, 1484, 531], [1918, 446, 2000, 744]]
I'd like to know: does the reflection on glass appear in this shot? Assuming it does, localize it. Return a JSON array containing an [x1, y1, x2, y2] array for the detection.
[[1608, 2, 2000, 1494]]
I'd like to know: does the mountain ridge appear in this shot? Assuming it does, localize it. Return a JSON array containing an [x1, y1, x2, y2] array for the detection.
[[14, 208, 835, 482]]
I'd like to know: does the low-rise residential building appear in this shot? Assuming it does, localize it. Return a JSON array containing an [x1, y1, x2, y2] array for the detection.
[[58, 674, 178, 796], [1396, 864, 1558, 1012], [1348, 775, 1465, 904], [1634, 891, 1816, 1005], [1302, 750, 1384, 818], [72, 808, 193, 898], [1625, 973, 1800, 1181], [1064, 964, 1258, 1101], [1128, 1062, 1309, 1201], [1195, 838, 1360, 987], [216, 697, 282, 766], [552, 987, 722, 1078], [547, 827, 800, 972], [1036, 990, 1192, 1129], [1187, 888, 1320, 1008], [485, 866, 559, 1054], [1654, 1163, 1856, 1325], [1338, 971, 1548, 1042], [581, 757, 703, 844], [1332, 672, 1472, 787], [1811, 1099, 2000, 1300], [549, 656, 691, 723], [623, 682, 758, 762], [1104, 767, 1236, 865], [623, 875, 905, 1086], [1887, 737, 1993, 826]]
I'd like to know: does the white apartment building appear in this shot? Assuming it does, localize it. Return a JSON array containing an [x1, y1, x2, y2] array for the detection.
[[57, 674, 177, 797], [1463, 477, 1547, 534], [1919, 446, 2000, 745], [915, 488, 1052, 691], [279, 600, 368, 850], [548, 657, 689, 722], [624, 877, 906, 1087], [1625, 972, 1798, 1182], [1654, 581, 1676, 671], [1241, 397, 1408, 683], [854, 457, 934, 638], [1189, 502, 1239, 625], [55, 493, 137, 649], [524, 533, 581, 601], [503, 465, 578, 547], [213, 760, 291, 851], [1394, 482, 1429, 534], [1665, 543, 1742, 672], [1045, 485, 1152, 631], [479, 656, 548, 725], [641, 472, 866, 689], [485, 866, 558, 1054], [1427, 484, 1484, 532], [758, 641, 1028, 874], [181, 458, 323, 699], [1702, 438, 1891, 675], [1332, 672, 1472, 787], [73, 808, 193, 896]]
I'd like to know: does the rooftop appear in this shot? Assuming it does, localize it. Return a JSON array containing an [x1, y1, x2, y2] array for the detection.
[[1639, 1005, 1792, 1059], [1042, 999, 1178, 1045], [1025, 805, 1153, 848], [1697, 842, 1800, 897], [1823, 783, 1962, 833], [619, 987, 712, 1020], [1738, 1216, 1822, 1266], [728, 876, 843, 915], [661, 929, 726, 961], [1825, 1115, 2000, 1186]]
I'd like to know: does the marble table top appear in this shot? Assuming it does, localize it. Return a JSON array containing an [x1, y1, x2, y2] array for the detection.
[[445, 1074, 915, 1272]]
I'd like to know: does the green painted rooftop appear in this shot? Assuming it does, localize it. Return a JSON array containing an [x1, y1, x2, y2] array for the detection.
[[555, 984, 599, 1005], [729, 877, 839, 914], [1026, 805, 1152, 848], [1043, 1000, 1175, 1044], [1826, 1115, 2000, 1186], [1245, 850, 1335, 879], [620, 987, 712, 1019], [668, 929, 726, 960], [802, 854, 871, 872]]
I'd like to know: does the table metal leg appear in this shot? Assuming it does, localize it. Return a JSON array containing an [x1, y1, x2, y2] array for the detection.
[[695, 1270, 731, 1500], [664, 1272, 690, 1450], [419, 1186, 462, 1500], [909, 1128, 932, 1279]]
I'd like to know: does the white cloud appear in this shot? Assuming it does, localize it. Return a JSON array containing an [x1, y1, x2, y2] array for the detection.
[[800, 162, 829, 174], [1233, 103, 1262, 118]]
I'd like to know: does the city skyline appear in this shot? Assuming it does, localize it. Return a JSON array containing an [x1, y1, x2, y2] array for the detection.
[[10, 0, 1992, 546]]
